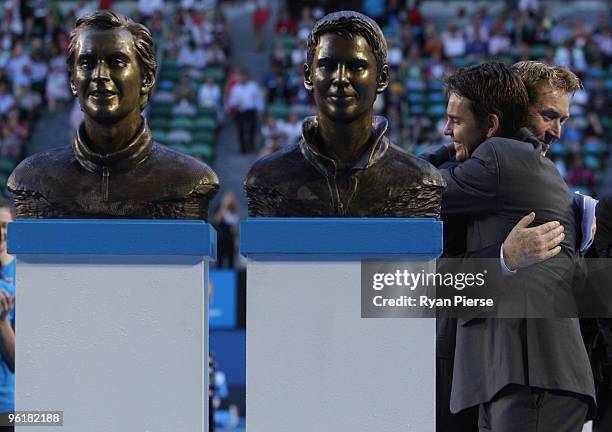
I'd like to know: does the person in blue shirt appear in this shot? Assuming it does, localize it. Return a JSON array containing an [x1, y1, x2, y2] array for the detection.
[[0, 198, 15, 416]]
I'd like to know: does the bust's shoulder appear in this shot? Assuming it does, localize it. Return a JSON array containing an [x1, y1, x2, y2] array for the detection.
[[149, 144, 219, 193], [245, 144, 304, 188], [8, 146, 76, 193], [385, 144, 446, 188]]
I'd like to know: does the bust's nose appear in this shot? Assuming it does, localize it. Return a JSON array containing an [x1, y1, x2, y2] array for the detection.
[[332, 64, 349, 88], [92, 60, 111, 82]]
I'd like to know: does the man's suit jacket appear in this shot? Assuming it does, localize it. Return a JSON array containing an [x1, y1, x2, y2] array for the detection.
[[594, 193, 612, 258], [435, 130, 595, 415]]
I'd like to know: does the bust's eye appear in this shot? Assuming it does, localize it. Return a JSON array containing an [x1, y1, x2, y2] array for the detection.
[[349, 60, 368, 71], [111, 58, 128, 67], [79, 58, 94, 69]]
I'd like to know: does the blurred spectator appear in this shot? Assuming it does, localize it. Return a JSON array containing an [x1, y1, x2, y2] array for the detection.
[[0, 82, 14, 115], [362, 0, 385, 22], [466, 33, 488, 57], [173, 72, 197, 116], [74, 1, 97, 19], [28, 50, 47, 94], [271, 41, 291, 69], [569, 155, 595, 189], [275, 9, 297, 36], [586, 79, 608, 138], [281, 112, 302, 147], [441, 24, 466, 58], [519, 0, 540, 13], [465, 18, 489, 44], [45, 57, 71, 112], [227, 70, 264, 154], [290, 40, 307, 67], [198, 76, 222, 110], [550, 16, 572, 45], [214, 192, 239, 269], [297, 7, 315, 41], [5, 42, 31, 89], [0, 198, 15, 415], [488, 26, 511, 56], [15, 84, 41, 119], [137, 0, 164, 18], [264, 67, 292, 105], [70, 99, 84, 133], [261, 113, 285, 149], [253, 0, 271, 52], [0, 109, 27, 160], [426, 51, 447, 79], [177, 40, 207, 69], [387, 39, 404, 68], [554, 41, 572, 68], [206, 43, 228, 69]]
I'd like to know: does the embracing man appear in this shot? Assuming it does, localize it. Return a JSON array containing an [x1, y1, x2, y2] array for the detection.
[[431, 62, 594, 432]]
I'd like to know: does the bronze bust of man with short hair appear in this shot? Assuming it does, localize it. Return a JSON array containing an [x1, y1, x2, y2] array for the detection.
[[245, 11, 444, 217], [8, 10, 219, 220]]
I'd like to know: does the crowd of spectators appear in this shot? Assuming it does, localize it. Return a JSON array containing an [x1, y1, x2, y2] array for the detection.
[[0, 2, 82, 190], [142, 1, 232, 165], [263, 2, 610, 197]]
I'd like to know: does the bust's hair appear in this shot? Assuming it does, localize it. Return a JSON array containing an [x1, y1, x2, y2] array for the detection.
[[444, 62, 529, 137], [511, 61, 582, 105], [66, 10, 157, 107], [306, 11, 387, 76]]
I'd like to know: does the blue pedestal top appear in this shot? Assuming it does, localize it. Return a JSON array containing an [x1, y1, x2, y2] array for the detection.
[[8, 219, 216, 258], [240, 218, 442, 260]]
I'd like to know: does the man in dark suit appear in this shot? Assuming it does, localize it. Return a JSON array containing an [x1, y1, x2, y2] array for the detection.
[[593, 193, 612, 258], [587, 192, 612, 431], [427, 61, 583, 432], [432, 62, 594, 432]]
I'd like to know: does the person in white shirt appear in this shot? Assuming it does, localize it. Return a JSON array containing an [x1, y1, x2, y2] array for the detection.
[[281, 112, 302, 147], [177, 40, 207, 69], [198, 76, 222, 108], [227, 71, 264, 153], [441, 25, 466, 58]]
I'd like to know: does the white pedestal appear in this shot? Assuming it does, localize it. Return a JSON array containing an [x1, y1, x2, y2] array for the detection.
[[9, 220, 216, 432], [241, 218, 442, 432]]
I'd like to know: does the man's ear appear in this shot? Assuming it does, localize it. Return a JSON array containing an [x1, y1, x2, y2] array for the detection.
[[376, 64, 389, 93], [303, 63, 313, 91], [485, 113, 500, 138]]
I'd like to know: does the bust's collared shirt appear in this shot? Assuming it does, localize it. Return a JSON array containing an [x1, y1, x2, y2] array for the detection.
[[74, 119, 153, 174], [245, 115, 445, 218], [8, 118, 218, 220]]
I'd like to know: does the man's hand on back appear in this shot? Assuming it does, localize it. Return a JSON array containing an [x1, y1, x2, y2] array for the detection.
[[502, 212, 565, 271]]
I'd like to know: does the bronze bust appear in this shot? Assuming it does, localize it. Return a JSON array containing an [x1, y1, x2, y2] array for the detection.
[[245, 11, 444, 217], [8, 11, 219, 220]]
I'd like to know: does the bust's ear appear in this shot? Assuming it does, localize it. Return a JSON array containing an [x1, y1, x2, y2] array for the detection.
[[486, 114, 500, 138], [376, 64, 389, 93], [141, 69, 156, 96], [69, 71, 77, 97], [303, 63, 313, 91], [139, 70, 156, 109]]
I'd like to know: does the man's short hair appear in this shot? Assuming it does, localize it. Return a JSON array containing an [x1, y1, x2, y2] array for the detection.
[[444, 62, 529, 137], [306, 11, 387, 77], [67, 10, 157, 107], [511, 61, 582, 105]]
